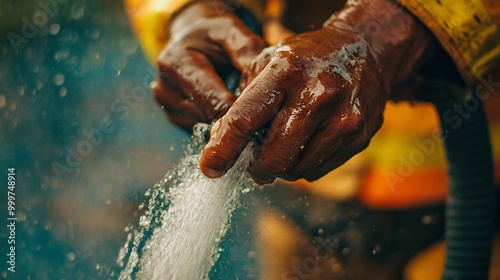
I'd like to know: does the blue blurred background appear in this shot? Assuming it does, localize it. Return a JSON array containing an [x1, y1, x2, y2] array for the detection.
[[0, 1, 258, 279]]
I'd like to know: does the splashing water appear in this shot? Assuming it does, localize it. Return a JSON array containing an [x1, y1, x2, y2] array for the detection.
[[117, 124, 256, 280]]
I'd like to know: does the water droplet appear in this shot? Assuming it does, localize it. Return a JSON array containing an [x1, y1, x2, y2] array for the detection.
[[342, 248, 350, 255], [55, 50, 69, 61], [332, 262, 342, 273], [50, 23, 60, 35], [54, 73, 65, 86], [59, 87, 67, 98], [44, 223, 53, 230], [317, 228, 324, 235], [71, 5, 85, 20], [421, 215, 433, 225], [90, 29, 101, 40], [0, 95, 6, 109], [120, 38, 139, 55], [16, 212, 26, 222], [67, 252, 76, 261], [247, 251, 257, 258], [33, 11, 47, 27]]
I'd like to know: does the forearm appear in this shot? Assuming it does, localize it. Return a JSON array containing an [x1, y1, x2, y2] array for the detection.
[[322, 0, 438, 91]]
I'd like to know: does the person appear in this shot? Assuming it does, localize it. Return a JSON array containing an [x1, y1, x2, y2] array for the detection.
[[125, 0, 500, 278], [126, 0, 499, 183]]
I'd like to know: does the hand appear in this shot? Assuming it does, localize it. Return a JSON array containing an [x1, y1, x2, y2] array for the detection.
[[154, 0, 267, 130], [199, 0, 437, 183]]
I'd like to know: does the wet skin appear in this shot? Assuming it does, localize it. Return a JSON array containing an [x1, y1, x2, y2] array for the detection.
[[154, 1, 267, 130], [155, 0, 437, 184]]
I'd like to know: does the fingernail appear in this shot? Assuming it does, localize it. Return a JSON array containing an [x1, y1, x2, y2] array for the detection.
[[202, 166, 226, 178]]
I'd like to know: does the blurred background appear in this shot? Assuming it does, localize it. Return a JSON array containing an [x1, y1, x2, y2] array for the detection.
[[0, 1, 258, 279], [1, 1, 500, 280]]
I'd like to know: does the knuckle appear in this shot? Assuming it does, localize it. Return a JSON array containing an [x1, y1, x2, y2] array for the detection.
[[261, 160, 287, 176], [209, 100, 230, 120], [157, 45, 184, 74], [352, 116, 365, 133], [355, 135, 371, 153], [157, 60, 174, 80], [258, 154, 291, 176], [304, 173, 323, 182], [204, 93, 234, 120], [227, 114, 254, 138], [153, 86, 166, 104], [258, 45, 277, 61], [340, 114, 365, 135], [246, 36, 267, 54], [225, 105, 261, 137], [157, 46, 174, 67], [288, 166, 308, 180]]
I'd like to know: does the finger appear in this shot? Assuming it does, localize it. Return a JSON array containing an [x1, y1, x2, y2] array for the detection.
[[199, 64, 287, 178], [294, 133, 368, 182], [159, 49, 236, 120], [212, 16, 268, 70], [303, 152, 356, 182], [283, 128, 339, 181], [312, 131, 371, 181], [287, 112, 366, 179], [166, 113, 199, 132], [247, 106, 318, 184], [238, 45, 277, 92], [153, 78, 209, 122]]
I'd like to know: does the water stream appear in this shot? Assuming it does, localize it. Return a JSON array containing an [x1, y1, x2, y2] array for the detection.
[[117, 124, 255, 280]]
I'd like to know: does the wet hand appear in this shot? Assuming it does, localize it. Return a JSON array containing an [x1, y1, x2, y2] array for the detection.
[[199, 0, 437, 183], [154, 1, 267, 130]]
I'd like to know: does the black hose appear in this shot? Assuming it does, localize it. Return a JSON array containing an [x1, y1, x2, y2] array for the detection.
[[436, 93, 495, 280]]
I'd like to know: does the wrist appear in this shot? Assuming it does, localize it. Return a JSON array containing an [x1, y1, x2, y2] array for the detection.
[[323, 0, 438, 90]]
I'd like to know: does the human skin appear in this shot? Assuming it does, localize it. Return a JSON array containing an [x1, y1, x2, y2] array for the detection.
[[155, 0, 438, 183], [154, 0, 267, 130]]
